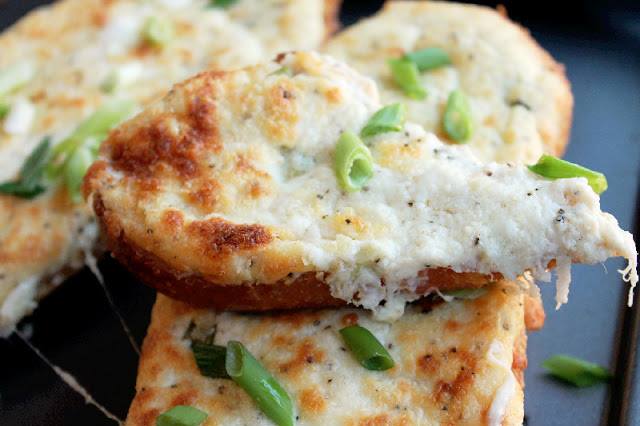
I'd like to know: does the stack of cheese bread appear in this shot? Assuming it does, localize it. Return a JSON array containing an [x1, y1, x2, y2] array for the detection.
[[1, 1, 637, 425]]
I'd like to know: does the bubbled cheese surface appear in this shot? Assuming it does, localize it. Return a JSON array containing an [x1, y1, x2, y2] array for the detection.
[[324, 1, 573, 164], [0, 0, 335, 333], [126, 281, 526, 426], [87, 52, 637, 320]]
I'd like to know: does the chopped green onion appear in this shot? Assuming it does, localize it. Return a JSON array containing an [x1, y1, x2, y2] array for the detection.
[[226, 341, 294, 426], [269, 66, 292, 77], [0, 102, 10, 119], [191, 341, 229, 379], [48, 99, 136, 178], [442, 89, 473, 143], [156, 405, 208, 426], [388, 58, 426, 100], [441, 288, 487, 300], [100, 73, 119, 94], [543, 355, 612, 387], [0, 62, 35, 96], [528, 154, 608, 194], [142, 16, 174, 47], [405, 47, 451, 72], [0, 137, 50, 199], [63, 146, 94, 203], [209, 0, 238, 8], [334, 131, 374, 192], [360, 103, 406, 138], [339, 325, 395, 371]]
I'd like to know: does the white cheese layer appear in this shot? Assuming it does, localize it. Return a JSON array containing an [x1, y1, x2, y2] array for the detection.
[[216, 122, 637, 320]]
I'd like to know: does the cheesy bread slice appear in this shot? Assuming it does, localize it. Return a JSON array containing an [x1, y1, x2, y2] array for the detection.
[[324, 1, 572, 164], [84, 52, 637, 320], [126, 280, 528, 426], [0, 0, 340, 334]]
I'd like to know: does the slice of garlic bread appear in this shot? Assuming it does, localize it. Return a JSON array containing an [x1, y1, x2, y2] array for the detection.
[[126, 280, 527, 426], [85, 52, 636, 320], [324, 1, 573, 164], [0, 0, 340, 334]]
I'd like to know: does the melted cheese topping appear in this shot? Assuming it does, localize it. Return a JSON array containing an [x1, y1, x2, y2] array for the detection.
[[225, 121, 637, 319], [324, 1, 572, 164], [486, 340, 518, 426], [89, 52, 636, 321], [127, 281, 526, 425], [0, 0, 333, 331]]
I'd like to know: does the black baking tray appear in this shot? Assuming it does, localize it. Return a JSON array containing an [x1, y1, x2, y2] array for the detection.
[[1, 1, 639, 425]]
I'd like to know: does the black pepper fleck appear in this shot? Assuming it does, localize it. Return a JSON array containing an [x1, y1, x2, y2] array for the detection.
[[509, 99, 532, 110]]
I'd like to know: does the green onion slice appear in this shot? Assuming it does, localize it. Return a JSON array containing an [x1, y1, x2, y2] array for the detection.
[[48, 99, 136, 177], [441, 288, 487, 300], [156, 405, 208, 426], [0, 62, 35, 97], [226, 341, 294, 426], [191, 341, 229, 379], [360, 103, 406, 138], [209, 0, 238, 8], [543, 355, 612, 387], [334, 131, 374, 192], [527, 154, 608, 194], [100, 73, 119, 94], [0, 102, 10, 119], [388, 58, 427, 100], [339, 325, 395, 371], [269, 66, 292, 77], [63, 146, 94, 203], [405, 47, 451, 72], [142, 16, 174, 47], [0, 137, 50, 199], [442, 89, 473, 143]]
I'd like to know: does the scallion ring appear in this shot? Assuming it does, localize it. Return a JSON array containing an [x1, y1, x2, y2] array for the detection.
[[0, 102, 10, 119], [0, 137, 51, 199], [48, 99, 136, 178], [63, 146, 94, 203], [226, 341, 294, 426], [527, 154, 608, 194], [334, 131, 374, 192], [191, 341, 229, 379], [543, 355, 612, 387], [388, 58, 427, 100], [405, 47, 451, 72], [209, 0, 238, 8], [442, 89, 473, 143], [142, 16, 174, 47], [339, 325, 395, 371], [360, 103, 406, 138], [441, 288, 487, 300], [156, 405, 208, 426]]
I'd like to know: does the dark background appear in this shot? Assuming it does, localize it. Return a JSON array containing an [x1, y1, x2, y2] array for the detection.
[[1, 1, 639, 425]]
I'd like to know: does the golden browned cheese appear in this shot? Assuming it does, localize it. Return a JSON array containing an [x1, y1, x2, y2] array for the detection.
[[126, 281, 526, 426], [85, 51, 636, 320], [0, 0, 340, 334], [325, 1, 573, 164]]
